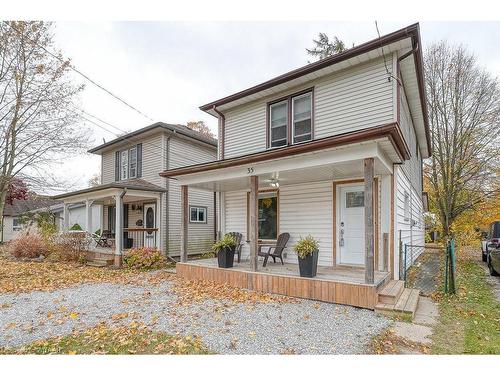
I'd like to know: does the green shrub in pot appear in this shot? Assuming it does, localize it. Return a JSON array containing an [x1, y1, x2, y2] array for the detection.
[[212, 234, 237, 268], [293, 235, 320, 277]]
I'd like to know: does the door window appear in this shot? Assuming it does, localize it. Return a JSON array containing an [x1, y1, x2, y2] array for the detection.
[[345, 191, 364, 208]]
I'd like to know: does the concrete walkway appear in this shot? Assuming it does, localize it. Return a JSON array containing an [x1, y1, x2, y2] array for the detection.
[[391, 297, 439, 353]]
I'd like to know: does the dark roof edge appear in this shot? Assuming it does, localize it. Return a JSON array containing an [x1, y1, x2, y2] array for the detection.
[[200, 23, 419, 111], [53, 181, 166, 200], [88, 122, 217, 154]]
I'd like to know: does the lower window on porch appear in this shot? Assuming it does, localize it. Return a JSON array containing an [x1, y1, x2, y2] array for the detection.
[[253, 191, 278, 240]]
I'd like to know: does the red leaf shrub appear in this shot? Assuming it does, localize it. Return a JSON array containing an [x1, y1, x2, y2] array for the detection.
[[8, 234, 49, 259], [123, 248, 167, 270]]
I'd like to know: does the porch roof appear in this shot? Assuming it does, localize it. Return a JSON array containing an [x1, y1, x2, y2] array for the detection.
[[160, 129, 398, 192], [53, 179, 166, 204]]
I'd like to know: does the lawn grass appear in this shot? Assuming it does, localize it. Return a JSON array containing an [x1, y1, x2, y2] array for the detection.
[[431, 259, 500, 354], [0, 323, 211, 355]]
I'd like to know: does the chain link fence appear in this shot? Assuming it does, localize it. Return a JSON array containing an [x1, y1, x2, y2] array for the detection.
[[400, 242, 445, 296]]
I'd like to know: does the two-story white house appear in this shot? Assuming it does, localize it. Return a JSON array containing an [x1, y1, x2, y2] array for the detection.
[[162, 24, 430, 312], [54, 122, 217, 265]]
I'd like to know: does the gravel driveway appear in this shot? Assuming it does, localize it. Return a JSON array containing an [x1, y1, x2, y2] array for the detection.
[[0, 278, 390, 354]]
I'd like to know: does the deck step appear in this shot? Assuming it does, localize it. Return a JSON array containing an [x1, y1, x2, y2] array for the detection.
[[377, 280, 405, 305], [375, 287, 420, 319]]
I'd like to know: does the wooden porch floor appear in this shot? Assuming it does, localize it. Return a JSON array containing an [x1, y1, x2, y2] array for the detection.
[[176, 258, 390, 309]]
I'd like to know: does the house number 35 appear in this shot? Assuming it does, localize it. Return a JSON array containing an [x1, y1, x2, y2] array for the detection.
[[247, 167, 254, 174]]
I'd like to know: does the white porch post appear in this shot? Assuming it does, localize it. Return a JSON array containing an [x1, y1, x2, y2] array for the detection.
[[180, 185, 188, 262], [364, 158, 375, 284], [85, 199, 93, 233], [63, 203, 70, 231], [156, 194, 162, 253], [249, 175, 259, 272], [114, 193, 123, 267]]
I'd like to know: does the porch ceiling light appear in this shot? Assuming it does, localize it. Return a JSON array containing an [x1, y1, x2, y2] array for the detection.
[[270, 178, 280, 188]]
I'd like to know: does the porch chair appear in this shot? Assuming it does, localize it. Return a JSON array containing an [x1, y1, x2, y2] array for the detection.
[[90, 230, 111, 247], [228, 232, 243, 263], [258, 232, 290, 267]]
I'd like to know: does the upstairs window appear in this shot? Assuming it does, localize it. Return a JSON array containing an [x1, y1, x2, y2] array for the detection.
[[121, 150, 128, 180], [129, 146, 137, 179], [268, 89, 313, 148], [115, 144, 142, 181], [292, 92, 312, 143], [269, 101, 288, 148]]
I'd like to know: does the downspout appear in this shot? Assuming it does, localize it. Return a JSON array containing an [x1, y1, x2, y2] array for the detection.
[[212, 105, 225, 160], [212, 105, 225, 242], [396, 47, 417, 124]]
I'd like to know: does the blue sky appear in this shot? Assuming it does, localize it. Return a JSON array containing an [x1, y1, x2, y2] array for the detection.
[[49, 21, 500, 192]]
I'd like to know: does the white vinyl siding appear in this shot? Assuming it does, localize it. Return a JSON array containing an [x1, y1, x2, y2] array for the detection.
[[395, 166, 425, 274], [101, 153, 115, 184], [167, 137, 217, 256], [223, 190, 249, 257], [223, 182, 333, 267], [279, 182, 333, 266], [224, 101, 267, 158], [223, 57, 394, 158], [400, 91, 423, 195]]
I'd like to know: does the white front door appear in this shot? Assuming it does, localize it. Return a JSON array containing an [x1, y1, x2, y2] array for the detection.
[[143, 203, 156, 248], [337, 183, 365, 266]]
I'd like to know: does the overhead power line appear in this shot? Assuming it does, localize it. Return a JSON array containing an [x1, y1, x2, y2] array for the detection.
[[7, 22, 155, 122], [71, 107, 212, 167]]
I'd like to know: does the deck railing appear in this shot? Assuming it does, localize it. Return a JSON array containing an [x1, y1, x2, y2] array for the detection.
[[124, 228, 158, 249]]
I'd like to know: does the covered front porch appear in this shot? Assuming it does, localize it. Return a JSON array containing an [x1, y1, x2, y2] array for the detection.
[[54, 180, 166, 267], [162, 136, 401, 308]]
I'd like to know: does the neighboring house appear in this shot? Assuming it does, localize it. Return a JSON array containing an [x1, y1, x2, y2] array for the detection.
[[51, 203, 101, 233], [53, 122, 217, 265], [1, 195, 57, 242], [161, 24, 429, 310], [1, 197, 102, 243]]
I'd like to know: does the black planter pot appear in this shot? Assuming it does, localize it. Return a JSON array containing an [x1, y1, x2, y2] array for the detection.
[[298, 250, 319, 277], [217, 246, 235, 268]]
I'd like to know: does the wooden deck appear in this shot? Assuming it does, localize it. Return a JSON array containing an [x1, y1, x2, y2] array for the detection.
[[176, 258, 390, 309]]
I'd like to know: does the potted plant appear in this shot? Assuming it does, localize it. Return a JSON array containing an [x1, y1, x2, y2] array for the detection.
[[212, 234, 237, 268], [293, 235, 320, 278]]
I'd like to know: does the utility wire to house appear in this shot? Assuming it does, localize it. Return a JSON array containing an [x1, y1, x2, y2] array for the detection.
[[71, 107, 212, 167], [6, 22, 156, 123], [6, 22, 214, 168]]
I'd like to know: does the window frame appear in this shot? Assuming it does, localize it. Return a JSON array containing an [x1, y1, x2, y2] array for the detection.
[[291, 91, 313, 145], [246, 189, 280, 241], [12, 217, 22, 231], [266, 88, 314, 149], [268, 100, 289, 148], [404, 191, 410, 222], [189, 205, 208, 224], [129, 146, 137, 179], [120, 150, 129, 180]]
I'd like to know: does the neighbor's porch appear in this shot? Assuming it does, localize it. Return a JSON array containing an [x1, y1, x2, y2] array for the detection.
[[54, 180, 166, 267]]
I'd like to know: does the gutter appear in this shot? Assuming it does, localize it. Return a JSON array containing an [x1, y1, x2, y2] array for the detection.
[[212, 105, 225, 160]]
